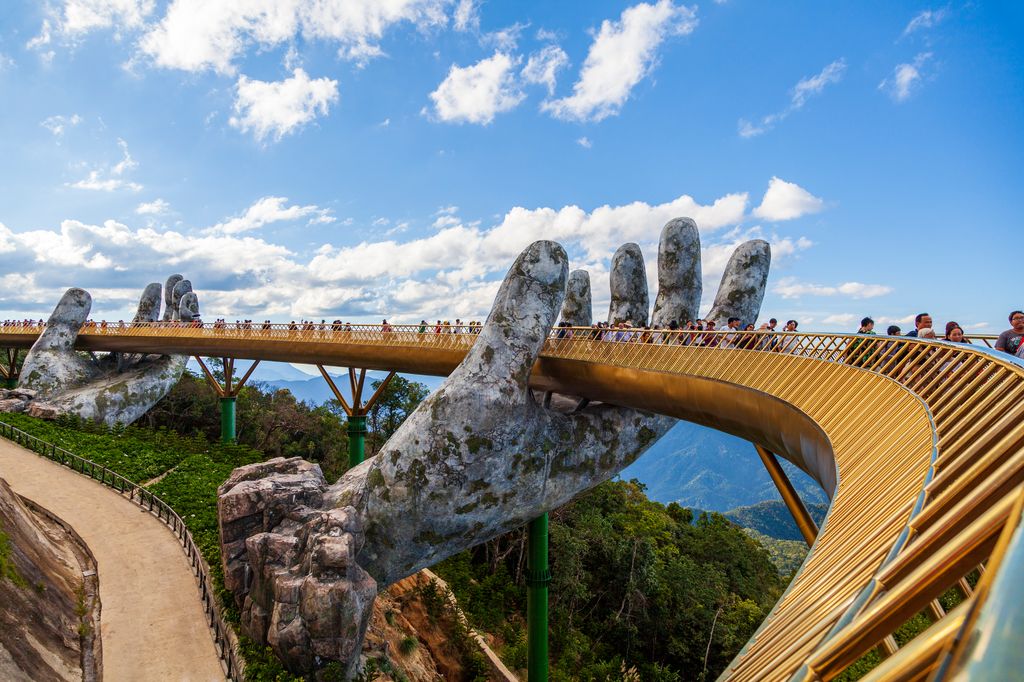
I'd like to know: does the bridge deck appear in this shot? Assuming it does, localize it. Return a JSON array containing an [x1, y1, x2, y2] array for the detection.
[[3, 323, 1023, 681]]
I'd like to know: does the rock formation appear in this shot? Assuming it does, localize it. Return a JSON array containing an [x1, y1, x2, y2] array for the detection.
[[652, 217, 702, 326], [0, 479, 93, 682], [218, 220, 771, 677], [13, 276, 198, 426], [607, 243, 649, 326], [559, 269, 592, 327]]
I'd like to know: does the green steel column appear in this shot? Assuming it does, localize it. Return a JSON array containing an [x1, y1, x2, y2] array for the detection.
[[527, 513, 551, 682], [220, 396, 236, 443], [348, 414, 367, 468]]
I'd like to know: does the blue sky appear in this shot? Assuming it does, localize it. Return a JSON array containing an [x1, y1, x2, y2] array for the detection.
[[0, 1, 1021, 332]]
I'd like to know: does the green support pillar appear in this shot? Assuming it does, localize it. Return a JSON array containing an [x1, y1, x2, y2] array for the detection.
[[348, 414, 367, 468], [220, 396, 236, 443], [527, 513, 551, 682]]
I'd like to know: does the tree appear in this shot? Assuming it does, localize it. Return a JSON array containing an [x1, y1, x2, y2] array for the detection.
[[365, 376, 430, 455]]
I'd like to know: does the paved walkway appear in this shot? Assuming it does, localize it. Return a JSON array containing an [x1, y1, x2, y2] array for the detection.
[[0, 438, 225, 681]]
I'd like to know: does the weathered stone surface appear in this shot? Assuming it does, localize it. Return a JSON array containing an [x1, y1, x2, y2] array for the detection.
[[17, 277, 197, 426], [706, 239, 771, 328], [652, 218, 701, 327], [161, 275, 183, 321], [19, 288, 94, 398], [559, 269, 592, 327], [607, 243, 649, 326], [0, 399, 27, 414], [133, 283, 163, 324], [26, 403, 60, 419], [7, 389, 37, 401], [179, 292, 200, 322], [218, 223, 773, 676], [0, 478, 84, 682]]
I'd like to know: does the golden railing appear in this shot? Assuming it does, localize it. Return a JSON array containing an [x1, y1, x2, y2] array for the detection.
[[2, 322, 1022, 681]]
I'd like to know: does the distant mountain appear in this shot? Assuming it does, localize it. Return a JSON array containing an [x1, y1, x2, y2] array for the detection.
[[724, 500, 829, 542], [621, 422, 829, 512]]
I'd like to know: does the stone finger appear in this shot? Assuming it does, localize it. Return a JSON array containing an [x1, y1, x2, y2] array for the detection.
[[19, 288, 95, 395], [652, 218, 701, 328], [133, 283, 163, 324], [162, 274, 183, 320], [179, 292, 200, 322], [559, 269, 592, 327], [607, 243, 649, 326], [450, 239, 568, 396], [706, 239, 771, 328], [170, 279, 192, 321]]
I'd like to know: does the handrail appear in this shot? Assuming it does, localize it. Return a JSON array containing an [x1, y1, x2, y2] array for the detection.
[[0, 421, 241, 681]]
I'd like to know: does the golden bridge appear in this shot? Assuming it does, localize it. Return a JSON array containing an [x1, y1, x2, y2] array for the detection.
[[2, 322, 1022, 681]]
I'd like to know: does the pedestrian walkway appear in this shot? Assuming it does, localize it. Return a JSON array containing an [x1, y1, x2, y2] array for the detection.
[[0, 438, 225, 681]]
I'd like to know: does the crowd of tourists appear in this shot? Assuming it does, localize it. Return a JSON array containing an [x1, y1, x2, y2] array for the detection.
[[3, 310, 1024, 360]]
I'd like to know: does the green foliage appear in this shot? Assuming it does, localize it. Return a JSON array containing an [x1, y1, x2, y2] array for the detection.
[[0, 526, 27, 588], [144, 372, 351, 479], [742, 529, 809, 575], [724, 500, 829, 542], [434, 479, 787, 680], [398, 635, 419, 655]]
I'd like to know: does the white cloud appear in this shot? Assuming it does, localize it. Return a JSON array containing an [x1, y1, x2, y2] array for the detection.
[[452, 0, 479, 31], [229, 68, 339, 142], [68, 138, 143, 192], [138, 0, 449, 75], [60, 0, 155, 34], [136, 198, 170, 215], [41, 114, 83, 138], [774, 277, 893, 299], [0, 53, 14, 70], [521, 44, 569, 95], [482, 22, 528, 52], [0, 181, 818, 323], [206, 196, 335, 235], [903, 8, 948, 37], [543, 0, 697, 122], [753, 177, 824, 221], [879, 52, 932, 102], [739, 59, 846, 137], [576, 136, 592, 148], [428, 52, 524, 124], [822, 313, 856, 326]]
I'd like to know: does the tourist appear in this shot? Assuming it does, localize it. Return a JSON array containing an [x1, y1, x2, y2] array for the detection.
[[887, 325, 901, 336], [946, 326, 969, 343], [995, 311, 1024, 355], [905, 312, 933, 338], [777, 320, 800, 354]]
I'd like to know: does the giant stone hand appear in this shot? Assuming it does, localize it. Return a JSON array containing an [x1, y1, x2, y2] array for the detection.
[[217, 219, 770, 676], [19, 276, 199, 426]]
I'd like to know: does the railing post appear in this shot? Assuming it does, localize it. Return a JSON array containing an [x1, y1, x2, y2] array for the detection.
[[527, 513, 551, 682], [347, 414, 367, 468], [220, 396, 236, 443]]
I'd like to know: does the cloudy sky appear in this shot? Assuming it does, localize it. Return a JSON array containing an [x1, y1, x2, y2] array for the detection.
[[0, 1, 1020, 331]]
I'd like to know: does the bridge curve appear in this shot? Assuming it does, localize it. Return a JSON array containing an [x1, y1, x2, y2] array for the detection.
[[3, 322, 1023, 680]]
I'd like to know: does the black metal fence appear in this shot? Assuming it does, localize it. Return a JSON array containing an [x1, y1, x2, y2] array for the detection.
[[0, 421, 241, 681]]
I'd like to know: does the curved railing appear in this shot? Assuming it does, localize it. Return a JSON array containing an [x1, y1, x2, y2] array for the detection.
[[0, 421, 242, 681], [2, 323, 1023, 680]]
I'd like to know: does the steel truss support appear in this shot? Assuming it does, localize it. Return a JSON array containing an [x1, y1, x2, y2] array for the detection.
[[1, 348, 22, 388], [194, 357, 261, 443], [317, 366, 395, 468], [754, 444, 819, 547]]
